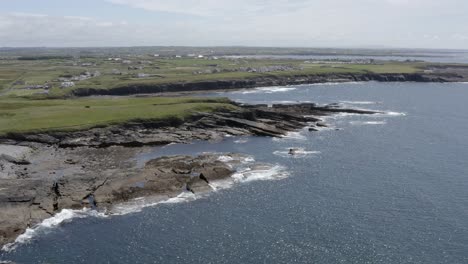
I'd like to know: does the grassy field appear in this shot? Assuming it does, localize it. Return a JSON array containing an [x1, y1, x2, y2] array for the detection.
[[0, 96, 235, 135], [0, 56, 430, 97]]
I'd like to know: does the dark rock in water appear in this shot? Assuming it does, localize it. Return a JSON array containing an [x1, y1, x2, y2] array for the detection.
[[288, 148, 298, 155], [316, 122, 328, 127]]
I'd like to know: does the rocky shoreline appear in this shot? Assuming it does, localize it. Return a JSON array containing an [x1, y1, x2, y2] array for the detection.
[[71, 72, 466, 97], [0, 102, 380, 249], [0, 103, 378, 148]]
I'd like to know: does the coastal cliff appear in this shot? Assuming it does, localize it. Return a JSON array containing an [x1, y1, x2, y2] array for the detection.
[[71, 72, 458, 97]]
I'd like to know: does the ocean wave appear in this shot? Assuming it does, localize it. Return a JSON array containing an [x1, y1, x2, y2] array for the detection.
[[235, 86, 297, 94], [325, 110, 406, 119], [273, 131, 307, 141], [308, 81, 363, 86], [350, 121, 387, 126], [231, 165, 289, 183], [339, 100, 379, 105], [2, 209, 107, 252], [234, 138, 249, 144], [378, 111, 407, 117]]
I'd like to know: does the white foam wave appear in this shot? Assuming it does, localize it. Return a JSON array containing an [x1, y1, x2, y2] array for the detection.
[[216, 154, 255, 164], [339, 100, 378, 105], [110, 191, 199, 216], [160, 192, 198, 204], [308, 81, 362, 86], [273, 131, 307, 141], [234, 138, 249, 144], [2, 209, 107, 252], [271, 100, 312, 105], [217, 155, 235, 162], [231, 165, 289, 183], [237, 87, 296, 94], [273, 148, 321, 158], [379, 111, 407, 117], [324, 112, 361, 119], [350, 121, 387, 126], [325, 110, 406, 120]]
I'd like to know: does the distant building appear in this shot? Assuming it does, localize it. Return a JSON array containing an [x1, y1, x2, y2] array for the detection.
[[61, 82, 75, 88], [122, 60, 132, 64], [136, 73, 150, 78], [26, 84, 50, 90]]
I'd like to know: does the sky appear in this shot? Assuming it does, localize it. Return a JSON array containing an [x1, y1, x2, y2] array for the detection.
[[0, 0, 467, 49]]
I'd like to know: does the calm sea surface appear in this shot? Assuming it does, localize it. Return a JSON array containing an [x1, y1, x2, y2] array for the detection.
[[224, 51, 468, 63], [2, 82, 468, 264]]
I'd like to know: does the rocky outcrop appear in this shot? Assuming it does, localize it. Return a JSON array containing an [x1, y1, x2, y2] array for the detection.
[[0, 153, 244, 248], [0, 103, 380, 148], [70, 72, 458, 97]]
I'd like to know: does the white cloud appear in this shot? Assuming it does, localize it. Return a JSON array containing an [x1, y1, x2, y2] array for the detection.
[[104, 0, 466, 17], [105, 0, 307, 16], [0, 0, 467, 48], [452, 33, 468, 40], [0, 13, 216, 47]]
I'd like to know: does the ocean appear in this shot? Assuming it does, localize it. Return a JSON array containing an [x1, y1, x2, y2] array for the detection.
[[2, 82, 468, 263]]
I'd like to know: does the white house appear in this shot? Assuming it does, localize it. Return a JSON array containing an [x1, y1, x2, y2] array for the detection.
[[61, 82, 75, 88]]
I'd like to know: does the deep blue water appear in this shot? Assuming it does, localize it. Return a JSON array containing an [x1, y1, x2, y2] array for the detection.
[[2, 82, 468, 263]]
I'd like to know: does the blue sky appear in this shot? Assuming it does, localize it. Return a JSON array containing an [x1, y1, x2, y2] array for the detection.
[[1, 0, 468, 48]]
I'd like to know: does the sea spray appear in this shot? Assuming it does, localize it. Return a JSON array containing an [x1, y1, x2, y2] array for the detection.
[[2, 209, 107, 252]]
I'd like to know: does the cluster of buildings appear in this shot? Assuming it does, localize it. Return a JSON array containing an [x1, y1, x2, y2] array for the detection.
[[25, 84, 51, 90], [58, 71, 101, 88]]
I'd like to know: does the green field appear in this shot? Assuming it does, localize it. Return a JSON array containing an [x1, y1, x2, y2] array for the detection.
[[0, 56, 430, 98], [0, 97, 235, 135]]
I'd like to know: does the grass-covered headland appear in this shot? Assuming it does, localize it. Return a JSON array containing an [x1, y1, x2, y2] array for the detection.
[[0, 97, 235, 135]]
